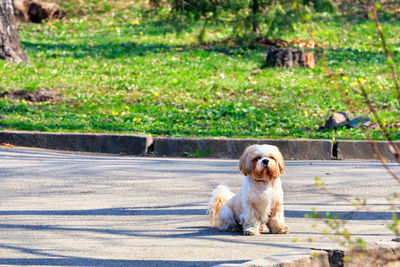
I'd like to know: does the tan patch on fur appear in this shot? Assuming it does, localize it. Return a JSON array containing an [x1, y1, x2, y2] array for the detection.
[[268, 163, 281, 179], [208, 194, 230, 227], [267, 201, 289, 234], [249, 158, 261, 178], [270, 153, 285, 176], [269, 201, 282, 219], [251, 203, 261, 221], [239, 146, 252, 175]]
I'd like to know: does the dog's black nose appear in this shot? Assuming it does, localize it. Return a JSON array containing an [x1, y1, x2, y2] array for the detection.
[[262, 159, 269, 167]]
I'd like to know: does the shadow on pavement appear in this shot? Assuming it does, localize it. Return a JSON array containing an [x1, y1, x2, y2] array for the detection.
[[0, 244, 245, 266]]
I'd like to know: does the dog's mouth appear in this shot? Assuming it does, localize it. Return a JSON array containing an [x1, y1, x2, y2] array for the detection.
[[251, 164, 281, 182], [251, 167, 272, 181]]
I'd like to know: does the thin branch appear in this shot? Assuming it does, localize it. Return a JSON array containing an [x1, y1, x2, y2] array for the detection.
[[299, 4, 400, 184], [360, 85, 400, 164], [350, 87, 400, 116], [367, 133, 400, 184], [369, 6, 400, 102]]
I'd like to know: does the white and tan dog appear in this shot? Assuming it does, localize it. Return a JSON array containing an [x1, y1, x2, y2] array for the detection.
[[207, 144, 289, 236]]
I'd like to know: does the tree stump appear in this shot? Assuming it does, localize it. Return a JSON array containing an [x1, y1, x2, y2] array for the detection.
[[0, 0, 28, 62], [14, 0, 66, 23], [264, 48, 316, 68]]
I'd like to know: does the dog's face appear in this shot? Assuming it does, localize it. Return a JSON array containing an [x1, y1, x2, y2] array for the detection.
[[239, 144, 285, 181]]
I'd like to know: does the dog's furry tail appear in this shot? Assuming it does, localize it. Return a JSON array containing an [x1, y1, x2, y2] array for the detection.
[[207, 185, 234, 228]]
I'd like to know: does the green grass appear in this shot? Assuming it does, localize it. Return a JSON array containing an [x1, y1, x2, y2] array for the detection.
[[0, 1, 399, 140]]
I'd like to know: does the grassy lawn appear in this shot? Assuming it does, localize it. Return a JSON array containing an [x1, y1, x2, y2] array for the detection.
[[0, 1, 399, 140]]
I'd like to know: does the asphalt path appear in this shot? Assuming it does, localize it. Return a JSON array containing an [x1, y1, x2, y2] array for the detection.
[[0, 146, 399, 266]]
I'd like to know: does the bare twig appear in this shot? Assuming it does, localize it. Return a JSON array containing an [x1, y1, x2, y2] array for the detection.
[[300, 4, 400, 174], [350, 87, 400, 116], [367, 133, 400, 184], [296, 3, 400, 248], [369, 5, 400, 101], [360, 85, 400, 166]]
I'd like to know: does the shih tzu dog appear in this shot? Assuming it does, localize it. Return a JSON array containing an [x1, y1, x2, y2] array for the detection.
[[207, 144, 289, 236]]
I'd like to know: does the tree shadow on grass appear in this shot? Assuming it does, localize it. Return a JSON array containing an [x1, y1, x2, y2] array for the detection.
[[323, 47, 400, 66], [22, 41, 175, 59], [21, 40, 399, 70]]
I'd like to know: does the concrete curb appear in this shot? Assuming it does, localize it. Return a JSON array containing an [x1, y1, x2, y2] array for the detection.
[[1, 130, 399, 160], [337, 140, 400, 161], [152, 137, 333, 160], [0, 130, 152, 155]]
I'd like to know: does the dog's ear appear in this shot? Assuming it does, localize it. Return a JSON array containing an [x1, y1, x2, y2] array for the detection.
[[275, 149, 286, 175], [239, 145, 253, 175]]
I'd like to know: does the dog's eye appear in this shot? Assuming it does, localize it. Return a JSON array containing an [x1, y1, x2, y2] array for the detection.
[[254, 156, 261, 161]]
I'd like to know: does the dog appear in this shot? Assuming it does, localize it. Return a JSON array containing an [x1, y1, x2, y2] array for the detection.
[[207, 144, 289, 235]]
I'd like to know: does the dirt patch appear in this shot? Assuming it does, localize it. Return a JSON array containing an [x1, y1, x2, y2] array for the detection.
[[319, 247, 400, 267], [344, 247, 400, 267], [0, 89, 61, 102]]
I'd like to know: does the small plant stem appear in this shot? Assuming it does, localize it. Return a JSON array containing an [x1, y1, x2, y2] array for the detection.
[[251, 0, 260, 37], [350, 87, 400, 115], [369, 6, 400, 101], [198, 20, 207, 44], [299, 4, 400, 182], [360, 86, 400, 180], [367, 133, 400, 185]]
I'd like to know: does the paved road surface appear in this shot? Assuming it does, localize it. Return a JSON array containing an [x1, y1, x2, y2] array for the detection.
[[0, 147, 399, 266]]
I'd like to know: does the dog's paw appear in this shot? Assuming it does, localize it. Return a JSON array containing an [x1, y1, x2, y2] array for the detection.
[[274, 225, 290, 234], [244, 227, 260, 236], [278, 225, 290, 234]]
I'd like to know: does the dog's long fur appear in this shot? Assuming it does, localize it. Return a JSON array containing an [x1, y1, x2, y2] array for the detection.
[[207, 144, 289, 235]]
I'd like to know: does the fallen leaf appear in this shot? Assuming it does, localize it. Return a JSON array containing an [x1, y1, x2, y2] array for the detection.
[[251, 69, 262, 75]]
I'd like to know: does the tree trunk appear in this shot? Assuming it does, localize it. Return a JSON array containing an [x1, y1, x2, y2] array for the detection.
[[264, 48, 316, 68], [251, 0, 260, 37], [0, 0, 28, 63]]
